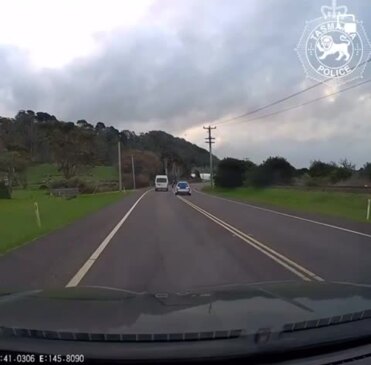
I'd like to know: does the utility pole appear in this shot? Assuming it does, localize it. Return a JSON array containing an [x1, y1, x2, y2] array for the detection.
[[131, 155, 136, 190], [118, 141, 122, 191], [203, 125, 216, 187]]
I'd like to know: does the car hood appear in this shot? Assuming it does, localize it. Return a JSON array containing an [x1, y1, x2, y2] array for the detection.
[[1, 281, 371, 336]]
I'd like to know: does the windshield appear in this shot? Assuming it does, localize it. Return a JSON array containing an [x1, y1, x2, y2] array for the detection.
[[0, 0, 371, 361], [156, 178, 167, 183]]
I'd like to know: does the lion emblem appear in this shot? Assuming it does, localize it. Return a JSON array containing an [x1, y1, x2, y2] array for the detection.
[[316, 35, 351, 61]]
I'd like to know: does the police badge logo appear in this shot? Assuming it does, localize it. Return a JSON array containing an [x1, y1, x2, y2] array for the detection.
[[296, 0, 371, 84]]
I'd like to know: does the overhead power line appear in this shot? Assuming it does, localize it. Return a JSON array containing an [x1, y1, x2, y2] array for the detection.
[[223, 78, 371, 126], [215, 58, 371, 126], [215, 82, 322, 126]]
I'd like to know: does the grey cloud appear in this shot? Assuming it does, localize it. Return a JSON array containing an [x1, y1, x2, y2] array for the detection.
[[0, 0, 370, 166]]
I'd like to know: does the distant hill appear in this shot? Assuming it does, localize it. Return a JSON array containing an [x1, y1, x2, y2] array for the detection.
[[122, 130, 217, 169], [0, 110, 217, 182]]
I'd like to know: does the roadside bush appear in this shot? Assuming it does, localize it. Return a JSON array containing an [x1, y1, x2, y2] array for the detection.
[[0, 181, 11, 199], [248, 166, 272, 188], [16, 172, 28, 189], [246, 157, 296, 188], [215, 158, 246, 188], [67, 177, 95, 194], [303, 175, 331, 187], [329, 167, 352, 184], [304, 176, 322, 187], [96, 182, 119, 193], [308, 159, 355, 184], [260, 157, 296, 185], [360, 162, 371, 180], [39, 184, 48, 190], [309, 160, 337, 178], [49, 179, 69, 188], [49, 178, 96, 194]]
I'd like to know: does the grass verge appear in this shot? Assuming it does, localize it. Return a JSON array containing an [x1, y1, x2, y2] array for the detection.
[[203, 186, 371, 223], [0, 190, 128, 254]]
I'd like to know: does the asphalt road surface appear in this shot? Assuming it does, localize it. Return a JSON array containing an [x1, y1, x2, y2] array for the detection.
[[1, 186, 371, 292]]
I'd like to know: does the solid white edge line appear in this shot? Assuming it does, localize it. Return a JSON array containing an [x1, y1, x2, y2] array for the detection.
[[66, 190, 151, 287], [194, 188, 371, 239]]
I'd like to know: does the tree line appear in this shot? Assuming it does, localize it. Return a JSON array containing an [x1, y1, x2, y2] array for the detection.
[[215, 157, 371, 188], [0, 110, 214, 189]]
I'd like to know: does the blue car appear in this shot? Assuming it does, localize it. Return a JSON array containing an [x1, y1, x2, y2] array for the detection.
[[175, 181, 192, 195]]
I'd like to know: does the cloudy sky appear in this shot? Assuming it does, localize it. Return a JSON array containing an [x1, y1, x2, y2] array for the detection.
[[0, 0, 370, 167]]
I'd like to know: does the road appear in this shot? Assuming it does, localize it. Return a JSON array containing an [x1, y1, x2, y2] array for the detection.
[[1, 186, 371, 292]]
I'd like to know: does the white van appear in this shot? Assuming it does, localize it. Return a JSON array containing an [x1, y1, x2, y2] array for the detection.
[[155, 175, 169, 191]]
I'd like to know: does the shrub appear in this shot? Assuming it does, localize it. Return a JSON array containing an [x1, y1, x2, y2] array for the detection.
[[215, 158, 246, 188], [259, 157, 296, 185], [49, 179, 69, 189], [49, 178, 96, 194], [360, 163, 371, 180], [304, 177, 321, 187], [303, 175, 331, 187], [329, 167, 352, 184], [309, 161, 336, 178], [0, 181, 11, 199], [248, 166, 272, 188], [96, 182, 119, 193], [67, 177, 96, 194]]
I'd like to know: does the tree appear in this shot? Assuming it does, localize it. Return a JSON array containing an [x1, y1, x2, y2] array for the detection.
[[95, 122, 106, 131], [309, 159, 355, 184], [360, 163, 371, 180], [76, 119, 88, 128], [0, 150, 29, 189], [215, 158, 246, 188], [309, 160, 337, 178], [121, 149, 162, 188], [14, 110, 37, 159], [244, 159, 256, 172], [47, 122, 96, 179], [0, 117, 16, 149], [1, 110, 215, 175], [35, 112, 57, 123], [246, 157, 295, 188], [0, 181, 11, 199], [261, 156, 296, 185], [330, 158, 355, 183], [296, 168, 309, 176], [339, 158, 355, 171]]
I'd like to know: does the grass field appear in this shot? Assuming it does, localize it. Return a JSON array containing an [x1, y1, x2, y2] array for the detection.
[[203, 186, 371, 223], [27, 164, 118, 186], [0, 190, 127, 254]]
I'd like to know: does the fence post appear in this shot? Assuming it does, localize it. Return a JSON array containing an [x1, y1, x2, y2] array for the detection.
[[34, 202, 42, 228], [367, 199, 371, 221]]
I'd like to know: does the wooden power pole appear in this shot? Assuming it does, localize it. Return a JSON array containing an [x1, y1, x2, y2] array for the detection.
[[203, 125, 216, 187]]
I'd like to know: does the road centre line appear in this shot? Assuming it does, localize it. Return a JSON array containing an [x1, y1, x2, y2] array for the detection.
[[193, 188, 371, 239], [178, 196, 324, 282], [66, 190, 151, 287]]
